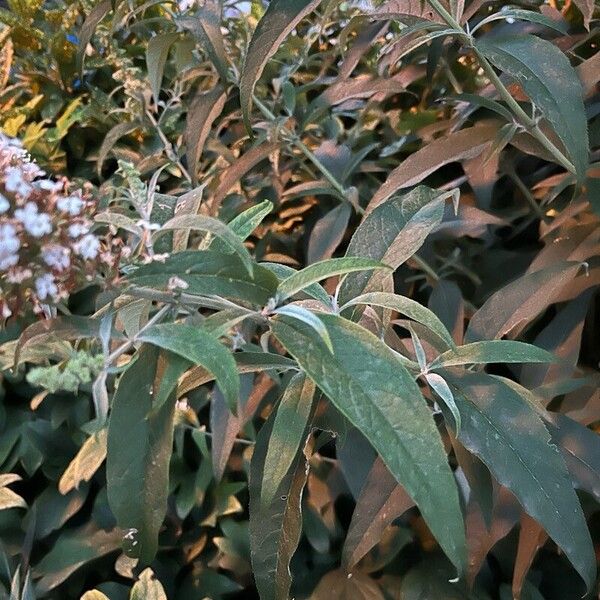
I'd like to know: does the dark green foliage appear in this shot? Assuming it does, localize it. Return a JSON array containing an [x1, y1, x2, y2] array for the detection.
[[0, 0, 599, 598]]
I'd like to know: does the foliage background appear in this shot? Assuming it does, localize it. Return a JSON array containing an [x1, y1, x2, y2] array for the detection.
[[0, 0, 599, 598]]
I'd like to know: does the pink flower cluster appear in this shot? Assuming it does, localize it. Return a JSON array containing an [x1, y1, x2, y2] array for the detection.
[[0, 134, 111, 319]]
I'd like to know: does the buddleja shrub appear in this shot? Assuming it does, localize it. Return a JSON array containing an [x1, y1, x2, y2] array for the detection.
[[1, 0, 599, 598]]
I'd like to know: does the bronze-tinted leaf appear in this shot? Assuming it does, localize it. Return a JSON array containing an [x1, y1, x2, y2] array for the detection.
[[342, 457, 414, 569], [185, 85, 226, 185]]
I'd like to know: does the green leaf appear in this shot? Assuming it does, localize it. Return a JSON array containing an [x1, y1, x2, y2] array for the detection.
[[130, 568, 167, 600], [471, 9, 568, 34], [261, 262, 331, 305], [339, 186, 450, 307], [426, 373, 461, 433], [547, 413, 600, 503], [261, 373, 315, 507], [250, 411, 311, 600], [137, 324, 239, 413], [272, 313, 467, 575], [342, 291, 455, 349], [126, 250, 278, 306], [273, 305, 333, 353], [146, 32, 180, 106], [239, 0, 324, 130], [158, 214, 254, 275], [477, 35, 589, 178], [451, 93, 514, 121], [430, 341, 555, 368], [107, 346, 181, 564], [276, 257, 390, 302], [443, 372, 596, 591], [34, 524, 122, 594], [228, 200, 273, 240], [177, 351, 297, 397]]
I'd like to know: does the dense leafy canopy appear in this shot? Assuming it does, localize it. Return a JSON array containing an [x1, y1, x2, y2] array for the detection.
[[0, 0, 598, 598]]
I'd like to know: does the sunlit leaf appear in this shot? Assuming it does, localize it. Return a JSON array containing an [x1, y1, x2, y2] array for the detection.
[[430, 340, 555, 368], [277, 257, 390, 302]]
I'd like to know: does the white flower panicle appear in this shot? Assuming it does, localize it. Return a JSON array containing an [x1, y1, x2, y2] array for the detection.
[[0, 133, 110, 318]]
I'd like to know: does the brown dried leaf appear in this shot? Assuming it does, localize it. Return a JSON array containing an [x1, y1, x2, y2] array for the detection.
[[368, 123, 498, 212], [512, 513, 548, 600], [342, 457, 414, 569], [465, 262, 582, 342], [209, 142, 278, 213]]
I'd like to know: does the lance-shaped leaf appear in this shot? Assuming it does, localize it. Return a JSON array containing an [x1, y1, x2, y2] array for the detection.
[[107, 347, 188, 564], [276, 257, 390, 302], [272, 305, 333, 353], [158, 214, 254, 275], [547, 413, 600, 503], [177, 351, 297, 397], [59, 429, 108, 495], [250, 412, 312, 600], [425, 373, 461, 434], [271, 313, 467, 575], [126, 251, 279, 306], [261, 373, 316, 507], [76, 0, 111, 75], [443, 371, 596, 591], [184, 85, 227, 185], [137, 323, 239, 413], [367, 127, 496, 212], [178, 0, 230, 82], [471, 9, 568, 34], [307, 203, 352, 264], [207, 198, 274, 258], [339, 186, 451, 307], [15, 316, 121, 366], [262, 263, 331, 305], [465, 262, 582, 342], [228, 199, 273, 241], [239, 0, 324, 130], [342, 291, 455, 349], [96, 121, 140, 176], [146, 32, 179, 106], [477, 35, 589, 178], [342, 457, 415, 569], [430, 340, 555, 369]]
